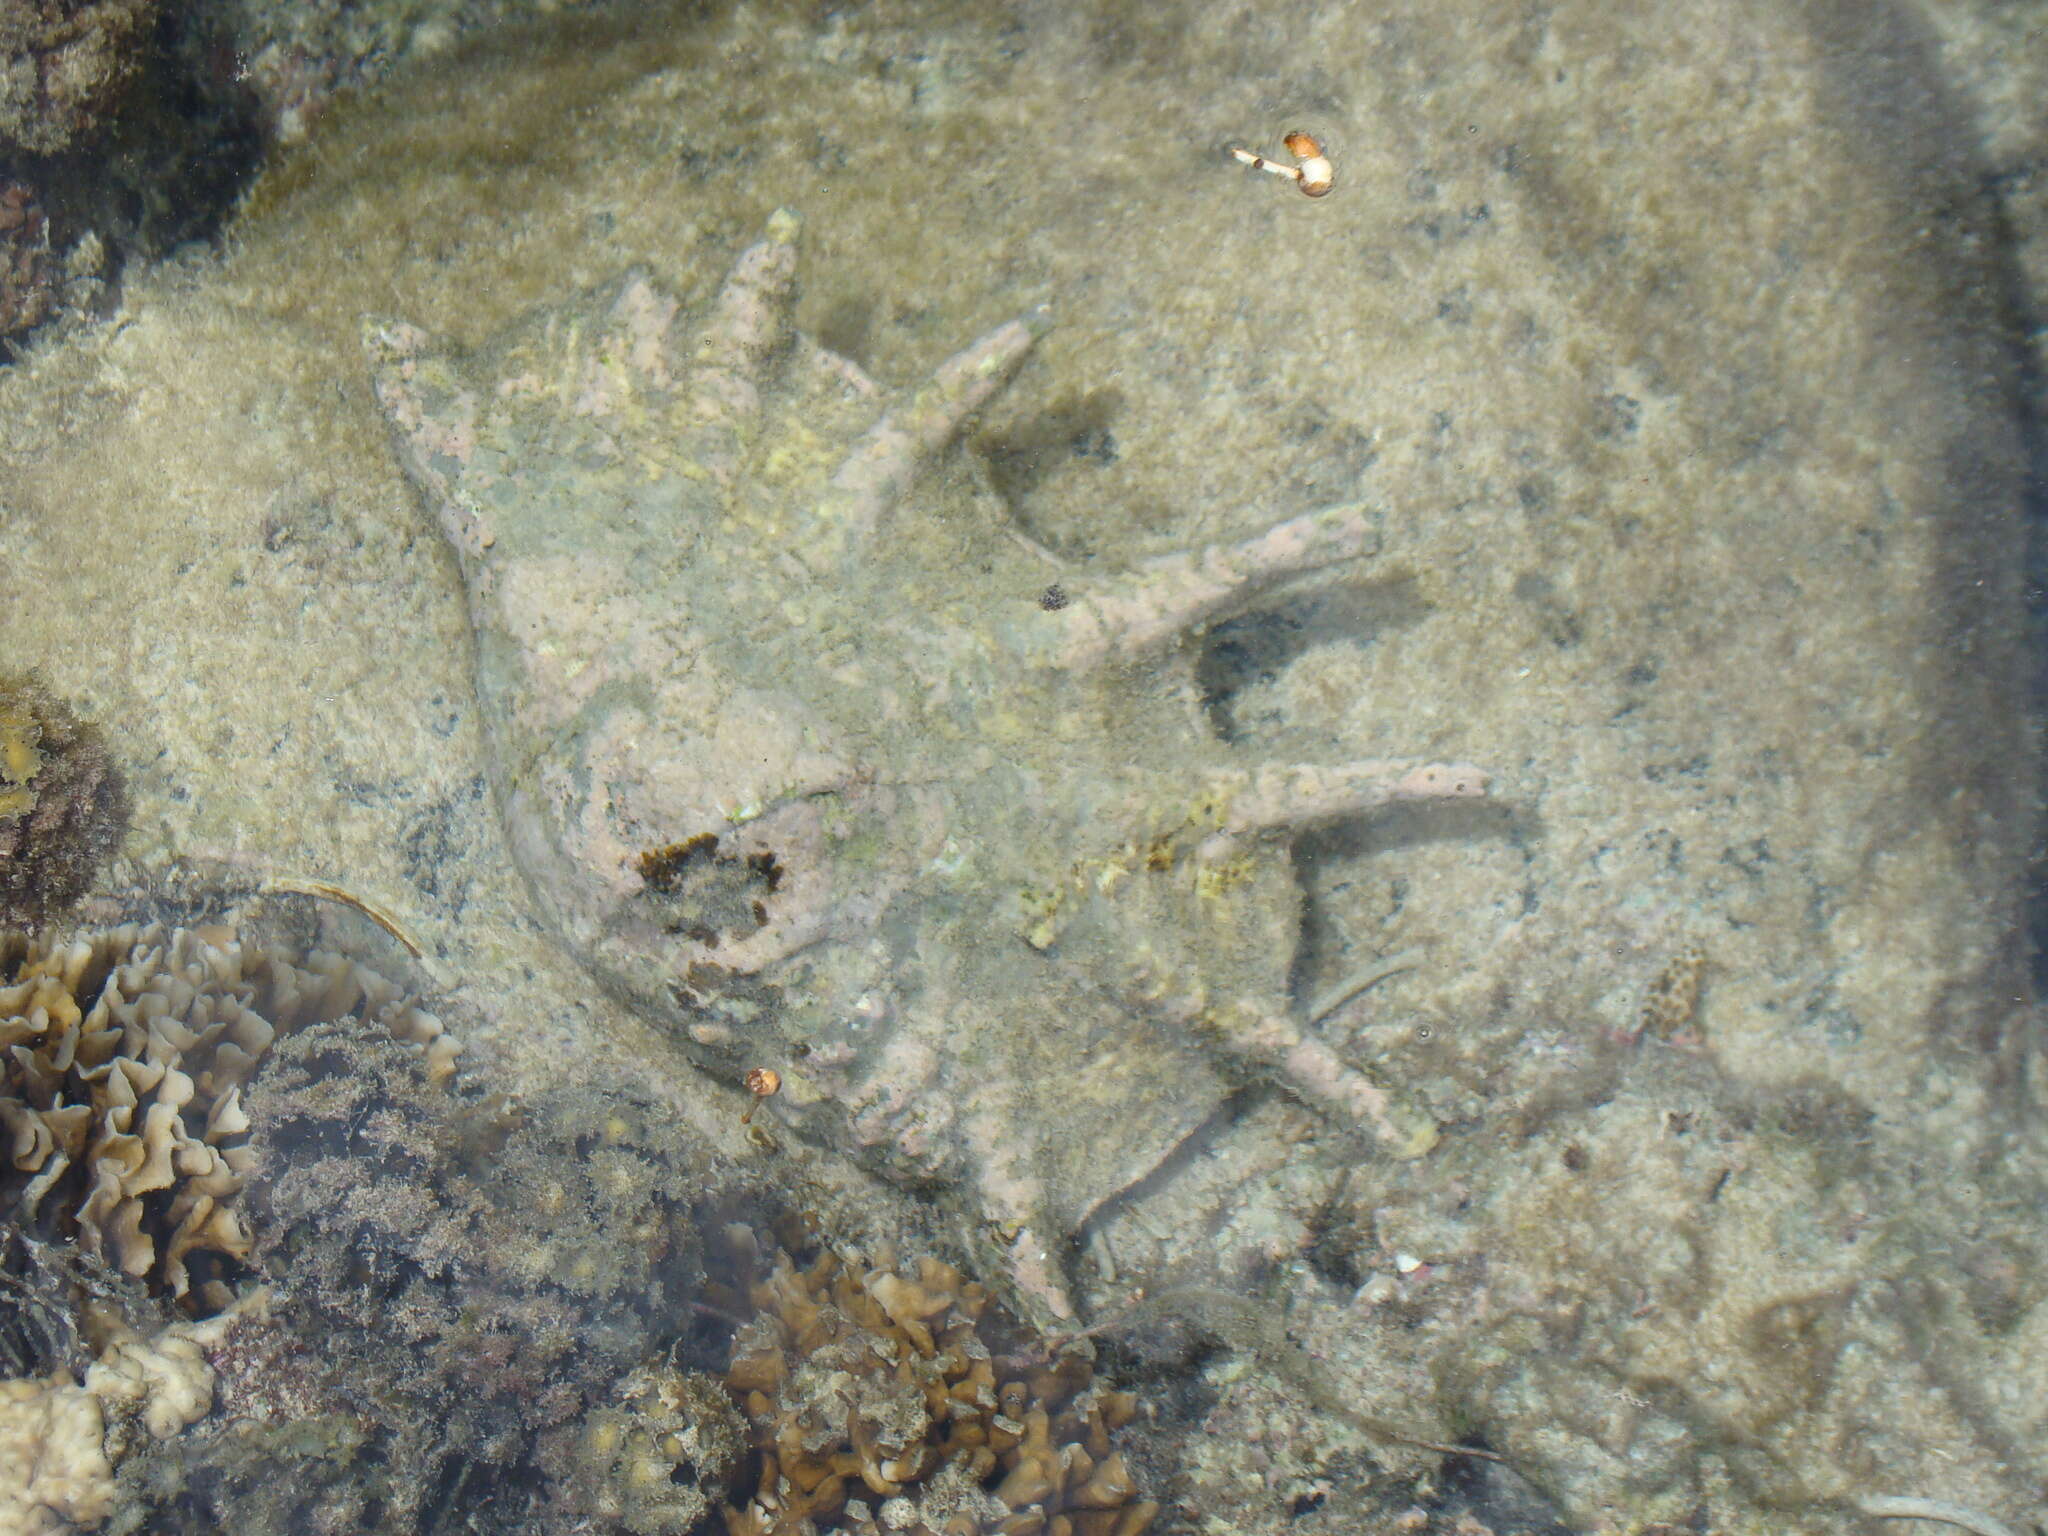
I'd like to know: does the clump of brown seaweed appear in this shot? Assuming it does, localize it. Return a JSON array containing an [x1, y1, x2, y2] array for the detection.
[[721, 1235, 1158, 1536]]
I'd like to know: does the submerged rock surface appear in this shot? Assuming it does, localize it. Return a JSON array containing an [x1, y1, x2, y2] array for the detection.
[[0, 0, 2042, 1529]]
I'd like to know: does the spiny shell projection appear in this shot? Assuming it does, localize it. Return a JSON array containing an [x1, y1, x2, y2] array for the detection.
[[0, 923, 458, 1312], [367, 208, 1488, 1321]]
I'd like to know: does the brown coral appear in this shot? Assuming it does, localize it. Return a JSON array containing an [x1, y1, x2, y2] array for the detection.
[[0, 922, 457, 1313], [723, 1243, 1157, 1536], [0, 675, 127, 928]]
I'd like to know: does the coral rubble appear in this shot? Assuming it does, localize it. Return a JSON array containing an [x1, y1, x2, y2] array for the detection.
[[0, 921, 457, 1311], [724, 1242, 1158, 1536], [0, 676, 126, 927]]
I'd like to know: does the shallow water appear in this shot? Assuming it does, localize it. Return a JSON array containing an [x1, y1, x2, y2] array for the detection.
[[1, 2, 2044, 1533]]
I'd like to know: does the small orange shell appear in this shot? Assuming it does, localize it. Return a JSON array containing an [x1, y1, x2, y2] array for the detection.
[[1283, 131, 1334, 197], [744, 1066, 782, 1098]]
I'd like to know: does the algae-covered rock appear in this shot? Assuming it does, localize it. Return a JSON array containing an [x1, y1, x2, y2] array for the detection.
[[122, 1023, 766, 1533], [550, 1363, 747, 1536], [0, 675, 126, 928], [0, 0, 155, 155], [239, 1025, 709, 1457]]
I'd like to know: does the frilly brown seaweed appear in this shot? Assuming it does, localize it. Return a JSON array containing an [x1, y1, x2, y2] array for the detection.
[[723, 1240, 1156, 1536], [0, 922, 457, 1312]]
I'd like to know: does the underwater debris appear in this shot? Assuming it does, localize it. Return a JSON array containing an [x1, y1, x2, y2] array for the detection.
[[742, 1066, 782, 1127], [0, 675, 128, 928], [0, 922, 457, 1312], [722, 1239, 1158, 1536], [1856, 1496, 2025, 1536], [257, 873, 428, 958], [1227, 132, 1335, 197]]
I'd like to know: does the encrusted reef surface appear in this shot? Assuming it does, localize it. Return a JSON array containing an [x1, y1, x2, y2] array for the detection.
[[1, 0, 2045, 1531]]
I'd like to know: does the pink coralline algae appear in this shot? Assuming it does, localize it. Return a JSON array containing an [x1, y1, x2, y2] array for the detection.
[[367, 208, 1490, 1321]]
